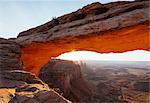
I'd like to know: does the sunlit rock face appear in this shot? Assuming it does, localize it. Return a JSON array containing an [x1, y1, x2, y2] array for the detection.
[[39, 59, 93, 102], [0, 70, 71, 103], [16, 0, 149, 75]]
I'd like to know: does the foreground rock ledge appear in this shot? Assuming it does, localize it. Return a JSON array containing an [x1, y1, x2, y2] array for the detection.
[[0, 70, 71, 103]]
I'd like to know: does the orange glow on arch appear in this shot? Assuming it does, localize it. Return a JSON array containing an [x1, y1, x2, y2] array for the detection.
[[21, 23, 149, 75]]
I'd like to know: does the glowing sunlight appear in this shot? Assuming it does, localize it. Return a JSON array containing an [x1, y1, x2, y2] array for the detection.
[[56, 50, 150, 61]]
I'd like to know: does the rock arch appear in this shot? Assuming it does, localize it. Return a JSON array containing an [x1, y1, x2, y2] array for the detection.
[[21, 22, 149, 75], [16, 1, 149, 75]]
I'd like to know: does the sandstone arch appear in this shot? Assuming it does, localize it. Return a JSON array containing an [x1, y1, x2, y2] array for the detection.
[[21, 22, 149, 75], [16, 1, 149, 75]]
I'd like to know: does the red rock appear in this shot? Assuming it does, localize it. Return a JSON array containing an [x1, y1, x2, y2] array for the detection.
[[0, 1, 149, 103], [15, 1, 149, 75]]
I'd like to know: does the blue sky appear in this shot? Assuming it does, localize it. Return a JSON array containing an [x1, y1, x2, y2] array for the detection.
[[0, 0, 133, 38]]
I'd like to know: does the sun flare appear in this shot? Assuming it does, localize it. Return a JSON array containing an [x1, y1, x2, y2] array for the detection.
[[56, 50, 150, 61]]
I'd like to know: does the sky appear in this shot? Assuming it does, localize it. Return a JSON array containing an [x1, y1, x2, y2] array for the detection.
[[0, 0, 134, 38], [56, 50, 150, 61]]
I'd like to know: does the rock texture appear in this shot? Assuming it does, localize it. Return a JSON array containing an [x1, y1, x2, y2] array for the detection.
[[0, 38, 22, 71], [16, 1, 149, 45], [39, 59, 93, 102], [0, 39, 71, 103], [0, 70, 71, 103]]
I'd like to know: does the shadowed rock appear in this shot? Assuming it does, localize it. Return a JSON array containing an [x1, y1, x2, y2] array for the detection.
[[39, 59, 93, 102], [0, 38, 22, 71], [134, 81, 150, 92]]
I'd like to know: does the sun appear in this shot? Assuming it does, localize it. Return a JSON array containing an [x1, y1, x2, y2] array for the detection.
[[57, 51, 96, 61], [56, 50, 150, 61]]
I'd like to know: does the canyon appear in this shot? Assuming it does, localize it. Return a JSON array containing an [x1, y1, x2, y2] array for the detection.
[[80, 60, 150, 103], [0, 0, 149, 103]]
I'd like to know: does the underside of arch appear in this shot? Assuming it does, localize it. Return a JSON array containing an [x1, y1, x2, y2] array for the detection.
[[21, 22, 149, 75]]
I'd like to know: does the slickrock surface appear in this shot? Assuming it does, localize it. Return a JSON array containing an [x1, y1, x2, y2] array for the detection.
[[17, 0, 150, 75], [0, 38, 22, 71], [0, 70, 71, 103], [39, 59, 93, 102]]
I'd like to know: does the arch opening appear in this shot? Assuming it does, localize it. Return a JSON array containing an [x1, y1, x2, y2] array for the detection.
[[56, 50, 150, 61]]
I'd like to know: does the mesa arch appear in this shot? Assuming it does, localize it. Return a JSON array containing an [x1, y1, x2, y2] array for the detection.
[[15, 1, 150, 75], [21, 22, 149, 75]]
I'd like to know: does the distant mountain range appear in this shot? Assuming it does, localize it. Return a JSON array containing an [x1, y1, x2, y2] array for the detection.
[[83, 60, 150, 69]]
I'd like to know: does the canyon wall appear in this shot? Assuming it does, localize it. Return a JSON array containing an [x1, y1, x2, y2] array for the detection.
[[0, 38, 22, 71]]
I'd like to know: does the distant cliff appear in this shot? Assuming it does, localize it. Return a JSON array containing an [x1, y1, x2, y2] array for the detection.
[[39, 59, 93, 102]]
